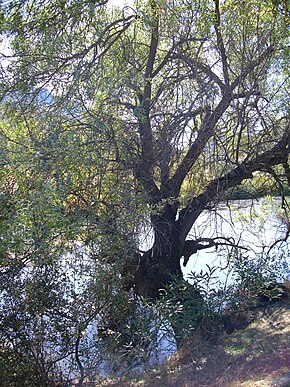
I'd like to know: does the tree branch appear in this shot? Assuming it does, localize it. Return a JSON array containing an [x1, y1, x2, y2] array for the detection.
[[213, 0, 230, 86], [179, 127, 290, 241], [174, 53, 226, 91], [283, 161, 290, 186], [167, 46, 277, 199], [168, 89, 233, 196], [182, 237, 248, 267], [136, 4, 161, 201], [231, 45, 274, 90]]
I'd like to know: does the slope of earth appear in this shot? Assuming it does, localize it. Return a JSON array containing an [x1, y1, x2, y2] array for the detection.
[[100, 302, 290, 387]]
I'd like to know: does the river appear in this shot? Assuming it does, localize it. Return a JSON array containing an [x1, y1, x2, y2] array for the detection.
[[1, 197, 289, 381], [181, 197, 290, 285]]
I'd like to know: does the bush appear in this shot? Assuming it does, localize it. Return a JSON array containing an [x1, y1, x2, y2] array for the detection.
[[230, 251, 290, 307]]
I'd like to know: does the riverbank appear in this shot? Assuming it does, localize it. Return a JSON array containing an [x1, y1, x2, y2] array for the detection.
[[99, 300, 290, 386]]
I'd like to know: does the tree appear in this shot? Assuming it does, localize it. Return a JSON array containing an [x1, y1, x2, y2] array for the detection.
[[0, 0, 289, 303]]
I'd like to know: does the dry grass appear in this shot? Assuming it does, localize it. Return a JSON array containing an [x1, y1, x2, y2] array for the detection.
[[99, 302, 290, 387]]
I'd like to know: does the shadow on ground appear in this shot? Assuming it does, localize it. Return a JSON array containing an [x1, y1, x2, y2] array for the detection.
[[100, 303, 290, 387]]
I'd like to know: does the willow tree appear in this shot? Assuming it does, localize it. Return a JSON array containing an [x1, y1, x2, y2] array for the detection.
[[1, 0, 289, 299]]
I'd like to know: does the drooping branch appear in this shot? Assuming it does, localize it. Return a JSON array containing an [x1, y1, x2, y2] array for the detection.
[[269, 221, 290, 252], [167, 46, 276, 199], [172, 53, 226, 92], [57, 14, 137, 62]]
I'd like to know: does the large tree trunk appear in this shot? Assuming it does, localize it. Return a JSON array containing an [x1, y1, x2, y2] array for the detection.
[[134, 203, 183, 298], [130, 127, 290, 300]]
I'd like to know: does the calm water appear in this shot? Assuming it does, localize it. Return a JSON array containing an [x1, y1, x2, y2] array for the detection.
[[139, 197, 290, 285], [181, 198, 290, 284], [2, 198, 289, 380]]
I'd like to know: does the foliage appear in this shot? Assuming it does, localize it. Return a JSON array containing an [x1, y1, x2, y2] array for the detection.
[[231, 250, 290, 305], [0, 0, 289, 382], [220, 172, 290, 200], [157, 278, 206, 343], [155, 248, 289, 348], [0, 248, 142, 384]]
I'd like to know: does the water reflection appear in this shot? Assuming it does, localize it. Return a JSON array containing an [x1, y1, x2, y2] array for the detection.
[[182, 198, 290, 284]]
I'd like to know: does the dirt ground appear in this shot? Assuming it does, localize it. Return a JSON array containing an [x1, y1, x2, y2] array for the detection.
[[100, 302, 290, 387]]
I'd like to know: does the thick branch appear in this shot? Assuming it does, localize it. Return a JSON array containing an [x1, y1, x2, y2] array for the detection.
[[182, 237, 247, 267], [136, 6, 160, 201], [168, 90, 233, 196], [167, 46, 277, 199], [179, 128, 290, 242]]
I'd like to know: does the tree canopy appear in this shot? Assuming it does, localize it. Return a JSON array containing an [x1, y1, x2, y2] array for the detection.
[[0, 0, 289, 382], [1, 0, 290, 301]]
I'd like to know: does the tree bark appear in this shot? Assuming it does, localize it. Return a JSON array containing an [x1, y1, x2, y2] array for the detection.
[[132, 127, 290, 299], [133, 203, 182, 298]]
